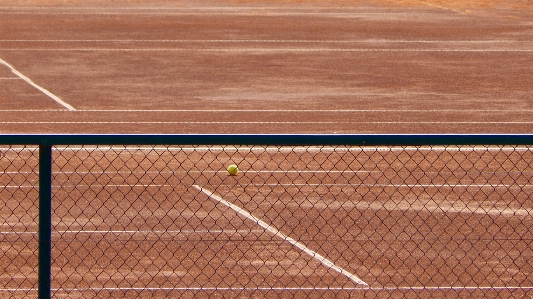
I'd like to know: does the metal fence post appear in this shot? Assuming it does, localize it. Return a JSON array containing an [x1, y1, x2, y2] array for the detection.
[[38, 144, 52, 299]]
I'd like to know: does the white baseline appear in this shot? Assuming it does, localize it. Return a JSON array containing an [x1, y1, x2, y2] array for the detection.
[[2, 48, 533, 52]]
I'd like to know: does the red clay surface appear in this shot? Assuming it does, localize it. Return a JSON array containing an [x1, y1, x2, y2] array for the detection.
[[0, 0, 532, 133], [1, 1, 533, 298], [1, 145, 533, 298]]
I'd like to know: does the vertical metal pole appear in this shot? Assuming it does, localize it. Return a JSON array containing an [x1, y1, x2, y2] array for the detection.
[[38, 144, 52, 299]]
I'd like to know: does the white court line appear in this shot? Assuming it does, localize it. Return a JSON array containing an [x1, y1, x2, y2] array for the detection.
[[4, 109, 533, 112], [0, 58, 75, 111], [3, 183, 533, 188], [0, 6, 416, 10], [3, 286, 533, 292], [0, 229, 263, 235], [1, 39, 531, 43], [0, 11, 442, 16], [2, 48, 533, 52], [2, 121, 533, 124], [196, 183, 533, 189], [3, 183, 533, 195], [2, 168, 532, 174], [205, 185, 532, 217], [194, 184, 368, 287], [0, 77, 20, 79], [0, 184, 172, 188], [421, 3, 467, 15]]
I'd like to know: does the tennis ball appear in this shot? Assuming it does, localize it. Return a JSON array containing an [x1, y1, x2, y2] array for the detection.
[[227, 164, 239, 176]]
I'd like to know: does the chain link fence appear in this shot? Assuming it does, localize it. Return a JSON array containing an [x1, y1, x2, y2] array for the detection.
[[1, 135, 532, 298], [0, 146, 39, 298]]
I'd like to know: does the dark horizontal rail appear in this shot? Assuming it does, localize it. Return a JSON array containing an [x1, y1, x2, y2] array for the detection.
[[0, 134, 533, 146]]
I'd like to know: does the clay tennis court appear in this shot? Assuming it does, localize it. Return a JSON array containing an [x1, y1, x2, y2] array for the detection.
[[0, 0, 532, 133], [0, 0, 532, 298]]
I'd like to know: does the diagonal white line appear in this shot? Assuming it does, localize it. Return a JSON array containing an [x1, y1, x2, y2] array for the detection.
[[0, 58, 75, 111], [193, 184, 368, 286]]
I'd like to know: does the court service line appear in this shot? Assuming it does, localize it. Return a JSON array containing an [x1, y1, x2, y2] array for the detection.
[[0, 6, 418, 10], [2, 183, 533, 189], [3, 286, 533, 292], [2, 39, 531, 43], [0, 11, 442, 16], [211, 183, 533, 189], [0, 229, 264, 235], [421, 3, 467, 15], [4, 170, 531, 177], [2, 48, 533, 52], [4, 183, 533, 191], [374, 286, 533, 291], [0, 58, 75, 111], [4, 109, 533, 112], [194, 184, 368, 287], [204, 186, 532, 217], [2, 121, 533, 124]]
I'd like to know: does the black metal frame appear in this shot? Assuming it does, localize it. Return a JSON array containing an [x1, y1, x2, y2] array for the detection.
[[1, 134, 533, 146]]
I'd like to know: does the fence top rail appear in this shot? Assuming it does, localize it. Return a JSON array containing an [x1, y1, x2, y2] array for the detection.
[[0, 134, 533, 146]]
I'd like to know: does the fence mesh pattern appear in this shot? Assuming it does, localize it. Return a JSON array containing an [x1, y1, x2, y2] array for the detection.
[[1, 144, 533, 298], [0, 146, 39, 298]]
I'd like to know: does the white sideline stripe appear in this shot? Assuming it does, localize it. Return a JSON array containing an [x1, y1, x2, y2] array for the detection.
[[0, 58, 75, 111], [0, 11, 442, 16], [2, 183, 533, 189], [4, 170, 533, 178], [0, 77, 20, 79], [194, 184, 368, 286], [199, 183, 533, 189], [0, 184, 172, 188], [0, 6, 422, 10], [3, 109, 533, 112], [0, 229, 263, 235], [0, 6, 381, 9], [2, 39, 531, 43], [2, 48, 533, 52], [421, 3, 467, 15], [3, 121, 533, 124], [2, 286, 533, 292]]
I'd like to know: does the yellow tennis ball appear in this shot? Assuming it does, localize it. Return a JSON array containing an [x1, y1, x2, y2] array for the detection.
[[227, 164, 239, 176]]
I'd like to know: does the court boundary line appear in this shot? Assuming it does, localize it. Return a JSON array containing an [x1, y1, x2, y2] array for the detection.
[[3, 183, 533, 189], [420, 3, 467, 15], [2, 121, 533, 124], [2, 48, 533, 52], [193, 184, 368, 287], [0, 229, 265, 235], [3, 109, 533, 112], [4, 109, 533, 112], [2, 39, 531, 43], [0, 58, 75, 111], [0, 6, 423, 10], [0, 11, 447, 16], [2, 286, 533, 292], [2, 146, 531, 152]]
